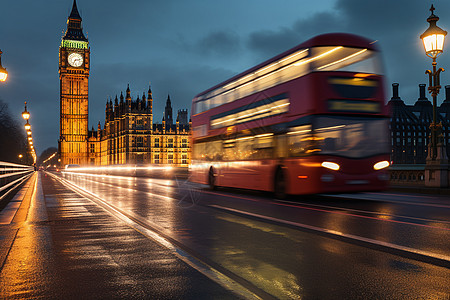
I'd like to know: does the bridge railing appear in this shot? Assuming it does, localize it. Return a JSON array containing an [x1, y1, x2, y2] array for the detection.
[[389, 164, 425, 186], [0, 161, 35, 201]]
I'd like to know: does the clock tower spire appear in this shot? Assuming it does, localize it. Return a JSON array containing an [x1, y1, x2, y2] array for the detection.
[[59, 0, 90, 166]]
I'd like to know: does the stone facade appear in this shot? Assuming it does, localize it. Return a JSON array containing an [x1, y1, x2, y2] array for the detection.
[[88, 85, 191, 166]]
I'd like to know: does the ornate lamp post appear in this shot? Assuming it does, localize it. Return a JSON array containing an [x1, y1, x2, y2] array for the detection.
[[21, 101, 37, 165], [0, 49, 7, 82], [420, 5, 449, 187], [22, 102, 30, 120]]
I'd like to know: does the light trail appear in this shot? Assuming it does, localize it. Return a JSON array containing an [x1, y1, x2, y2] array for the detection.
[[201, 189, 450, 231]]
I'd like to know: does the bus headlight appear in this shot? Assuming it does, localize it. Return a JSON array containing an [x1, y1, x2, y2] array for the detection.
[[373, 160, 389, 170], [321, 161, 340, 171]]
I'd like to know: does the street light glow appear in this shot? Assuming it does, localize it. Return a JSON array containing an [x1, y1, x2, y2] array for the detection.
[[22, 102, 31, 120], [24, 120, 31, 131], [420, 5, 447, 58], [0, 49, 7, 82]]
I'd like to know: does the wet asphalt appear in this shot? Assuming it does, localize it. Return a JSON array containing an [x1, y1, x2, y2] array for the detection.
[[0, 172, 239, 299]]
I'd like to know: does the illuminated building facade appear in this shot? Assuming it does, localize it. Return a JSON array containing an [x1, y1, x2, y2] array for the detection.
[[59, 0, 90, 166], [88, 85, 191, 166], [388, 83, 450, 164]]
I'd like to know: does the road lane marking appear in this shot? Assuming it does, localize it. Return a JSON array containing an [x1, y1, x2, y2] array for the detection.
[[209, 204, 450, 269], [272, 200, 450, 231], [276, 199, 450, 226], [47, 172, 272, 300], [201, 189, 450, 231], [325, 193, 450, 209]]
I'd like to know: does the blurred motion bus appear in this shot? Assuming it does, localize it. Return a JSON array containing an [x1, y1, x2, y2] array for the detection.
[[190, 33, 390, 198]]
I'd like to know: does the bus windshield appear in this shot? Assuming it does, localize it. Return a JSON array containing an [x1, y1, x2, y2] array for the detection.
[[288, 116, 389, 159]]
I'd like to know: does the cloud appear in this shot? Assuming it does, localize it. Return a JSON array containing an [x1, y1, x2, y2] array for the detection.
[[196, 31, 241, 57], [246, 11, 344, 62]]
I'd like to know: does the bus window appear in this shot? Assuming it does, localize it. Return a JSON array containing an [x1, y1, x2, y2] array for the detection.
[[205, 140, 222, 161], [193, 142, 205, 160], [311, 46, 382, 75], [313, 116, 389, 158], [223, 139, 236, 161], [253, 134, 274, 159], [275, 135, 288, 158], [236, 136, 254, 160], [288, 125, 313, 156]]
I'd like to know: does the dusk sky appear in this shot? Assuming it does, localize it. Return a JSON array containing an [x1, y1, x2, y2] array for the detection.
[[0, 0, 447, 156]]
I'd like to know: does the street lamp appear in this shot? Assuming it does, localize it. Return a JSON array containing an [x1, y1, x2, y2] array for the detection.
[[420, 4, 449, 187], [0, 49, 7, 82], [24, 120, 31, 131], [22, 102, 30, 120]]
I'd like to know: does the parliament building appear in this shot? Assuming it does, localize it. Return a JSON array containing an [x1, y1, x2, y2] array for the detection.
[[59, 0, 190, 166]]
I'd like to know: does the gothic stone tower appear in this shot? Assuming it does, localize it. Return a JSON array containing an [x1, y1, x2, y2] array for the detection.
[[59, 0, 90, 166]]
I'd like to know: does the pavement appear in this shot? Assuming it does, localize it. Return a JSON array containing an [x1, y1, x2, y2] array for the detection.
[[0, 172, 239, 299], [388, 185, 450, 195]]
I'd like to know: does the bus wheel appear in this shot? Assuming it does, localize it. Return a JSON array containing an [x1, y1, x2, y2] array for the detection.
[[274, 168, 287, 199], [209, 167, 217, 190]]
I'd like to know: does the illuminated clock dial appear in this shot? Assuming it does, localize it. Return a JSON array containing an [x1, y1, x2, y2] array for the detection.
[[68, 52, 83, 67]]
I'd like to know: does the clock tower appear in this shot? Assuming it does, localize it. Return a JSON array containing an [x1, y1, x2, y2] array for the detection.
[[59, 0, 90, 166]]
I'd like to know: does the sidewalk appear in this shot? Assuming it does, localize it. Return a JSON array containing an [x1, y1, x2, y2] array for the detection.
[[388, 184, 450, 196], [0, 172, 237, 299]]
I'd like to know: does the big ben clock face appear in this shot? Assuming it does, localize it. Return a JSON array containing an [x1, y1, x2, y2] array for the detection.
[[68, 52, 83, 67]]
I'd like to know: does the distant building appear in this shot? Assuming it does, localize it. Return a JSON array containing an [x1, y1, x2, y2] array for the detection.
[[387, 83, 450, 164], [88, 85, 191, 166]]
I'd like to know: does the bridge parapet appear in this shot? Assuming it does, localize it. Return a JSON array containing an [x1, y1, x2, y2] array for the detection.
[[389, 164, 426, 186]]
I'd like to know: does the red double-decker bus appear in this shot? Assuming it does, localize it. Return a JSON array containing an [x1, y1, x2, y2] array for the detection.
[[190, 33, 390, 198]]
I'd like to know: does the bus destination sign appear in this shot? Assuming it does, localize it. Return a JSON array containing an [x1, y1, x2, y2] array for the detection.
[[328, 99, 381, 113]]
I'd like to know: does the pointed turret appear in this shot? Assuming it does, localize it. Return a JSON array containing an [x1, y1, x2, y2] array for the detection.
[[147, 83, 153, 114], [63, 0, 87, 42], [114, 95, 119, 117], [106, 98, 112, 121], [137, 95, 142, 110], [97, 121, 101, 138], [164, 94, 173, 125], [126, 84, 131, 112]]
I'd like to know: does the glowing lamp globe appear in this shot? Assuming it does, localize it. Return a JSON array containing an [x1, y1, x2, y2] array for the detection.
[[0, 69, 7, 82], [22, 102, 30, 120], [0, 49, 7, 82], [24, 121, 31, 131], [420, 5, 447, 58]]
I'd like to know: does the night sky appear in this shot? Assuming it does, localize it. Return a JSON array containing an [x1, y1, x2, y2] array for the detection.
[[0, 0, 446, 156]]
